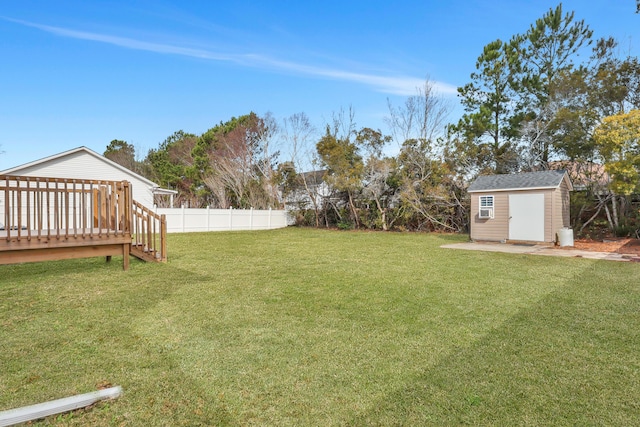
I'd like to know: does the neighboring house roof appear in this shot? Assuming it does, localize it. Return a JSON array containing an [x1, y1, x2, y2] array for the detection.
[[294, 170, 327, 188], [0, 146, 176, 195], [468, 170, 573, 193], [548, 161, 610, 191]]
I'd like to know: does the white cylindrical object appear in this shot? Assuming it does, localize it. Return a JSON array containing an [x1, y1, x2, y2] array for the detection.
[[558, 227, 574, 247]]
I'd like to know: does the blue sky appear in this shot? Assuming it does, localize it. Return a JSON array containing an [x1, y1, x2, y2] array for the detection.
[[0, 1, 638, 170]]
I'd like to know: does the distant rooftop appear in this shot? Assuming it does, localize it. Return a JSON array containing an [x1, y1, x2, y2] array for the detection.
[[548, 161, 609, 190], [468, 170, 570, 192]]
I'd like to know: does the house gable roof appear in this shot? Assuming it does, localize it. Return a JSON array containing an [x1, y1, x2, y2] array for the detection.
[[0, 146, 165, 189], [548, 161, 609, 191], [468, 170, 573, 193], [297, 170, 327, 186]]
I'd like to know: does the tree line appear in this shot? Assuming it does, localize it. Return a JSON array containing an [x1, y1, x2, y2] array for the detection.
[[104, 4, 640, 237]]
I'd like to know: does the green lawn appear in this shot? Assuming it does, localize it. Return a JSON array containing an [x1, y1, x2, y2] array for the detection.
[[1, 228, 639, 426]]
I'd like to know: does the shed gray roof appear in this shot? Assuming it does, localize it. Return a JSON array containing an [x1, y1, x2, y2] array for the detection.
[[468, 170, 570, 192]]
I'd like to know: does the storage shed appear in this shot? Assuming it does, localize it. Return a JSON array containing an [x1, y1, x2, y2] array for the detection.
[[468, 170, 573, 244]]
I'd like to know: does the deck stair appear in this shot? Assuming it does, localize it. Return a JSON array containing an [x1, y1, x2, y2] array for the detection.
[[130, 200, 167, 263]]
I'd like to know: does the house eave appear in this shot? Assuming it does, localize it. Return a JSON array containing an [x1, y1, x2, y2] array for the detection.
[[468, 185, 561, 193], [151, 187, 178, 195]]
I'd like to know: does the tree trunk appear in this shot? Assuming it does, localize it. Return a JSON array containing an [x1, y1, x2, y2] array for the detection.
[[579, 200, 604, 234], [374, 197, 388, 231], [611, 196, 619, 229], [604, 201, 614, 231], [348, 191, 360, 228]]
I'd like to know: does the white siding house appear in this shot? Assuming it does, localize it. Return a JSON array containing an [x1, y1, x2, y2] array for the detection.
[[0, 146, 175, 208]]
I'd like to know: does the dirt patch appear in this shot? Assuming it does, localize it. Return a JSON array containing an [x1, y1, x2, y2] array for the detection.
[[562, 238, 640, 256]]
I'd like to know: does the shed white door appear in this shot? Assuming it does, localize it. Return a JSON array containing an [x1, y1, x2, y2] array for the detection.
[[509, 193, 545, 241]]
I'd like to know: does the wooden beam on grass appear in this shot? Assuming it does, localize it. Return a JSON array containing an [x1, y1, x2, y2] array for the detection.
[[0, 386, 122, 427]]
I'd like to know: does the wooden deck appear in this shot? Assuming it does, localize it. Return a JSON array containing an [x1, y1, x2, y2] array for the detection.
[[1, 175, 166, 270]]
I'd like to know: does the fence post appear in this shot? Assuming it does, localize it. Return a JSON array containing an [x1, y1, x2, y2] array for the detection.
[[250, 207, 253, 230], [206, 205, 210, 232], [181, 204, 185, 233], [229, 206, 233, 231], [268, 207, 272, 229]]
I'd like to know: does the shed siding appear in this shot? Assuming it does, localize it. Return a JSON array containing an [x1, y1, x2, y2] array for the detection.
[[561, 180, 571, 227], [552, 186, 562, 240], [471, 188, 557, 243], [470, 192, 509, 241], [543, 190, 553, 242], [550, 179, 572, 240], [7, 151, 154, 207]]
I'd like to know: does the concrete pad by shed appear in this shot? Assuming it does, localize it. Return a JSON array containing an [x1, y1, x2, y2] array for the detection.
[[441, 242, 635, 262]]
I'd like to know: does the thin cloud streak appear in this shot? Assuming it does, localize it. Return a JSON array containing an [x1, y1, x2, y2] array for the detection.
[[4, 17, 458, 96], [247, 55, 457, 96]]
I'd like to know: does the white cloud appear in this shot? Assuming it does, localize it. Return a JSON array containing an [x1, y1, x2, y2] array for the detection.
[[4, 17, 458, 97], [247, 55, 458, 96]]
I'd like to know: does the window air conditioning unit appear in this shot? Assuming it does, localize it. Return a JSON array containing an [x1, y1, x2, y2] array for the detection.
[[479, 207, 493, 219]]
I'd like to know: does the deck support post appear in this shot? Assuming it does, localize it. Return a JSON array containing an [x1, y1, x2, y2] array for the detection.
[[123, 243, 130, 271]]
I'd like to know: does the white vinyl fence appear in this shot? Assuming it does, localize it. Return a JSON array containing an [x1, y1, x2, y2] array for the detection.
[[154, 207, 288, 233]]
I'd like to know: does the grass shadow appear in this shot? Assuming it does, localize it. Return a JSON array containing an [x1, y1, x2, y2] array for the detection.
[[349, 259, 640, 426]]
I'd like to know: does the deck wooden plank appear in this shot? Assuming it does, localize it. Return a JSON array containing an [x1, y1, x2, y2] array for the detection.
[[0, 229, 130, 251], [0, 244, 130, 265]]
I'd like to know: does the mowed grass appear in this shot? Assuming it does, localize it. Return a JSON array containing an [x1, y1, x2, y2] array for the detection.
[[1, 228, 639, 426]]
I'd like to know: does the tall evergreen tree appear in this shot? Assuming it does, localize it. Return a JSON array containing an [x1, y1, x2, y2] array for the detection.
[[453, 39, 522, 174], [508, 3, 593, 167]]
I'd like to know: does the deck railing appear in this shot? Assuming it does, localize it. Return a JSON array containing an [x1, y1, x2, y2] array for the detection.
[[1, 175, 167, 268], [1, 175, 131, 240], [132, 200, 167, 262]]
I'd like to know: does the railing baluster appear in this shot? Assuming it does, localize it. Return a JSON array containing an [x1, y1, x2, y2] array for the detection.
[[63, 179, 69, 238], [36, 178, 42, 239], [54, 180, 59, 238], [46, 179, 51, 239], [104, 182, 110, 236], [152, 213, 157, 257], [97, 182, 103, 237], [146, 210, 152, 253], [90, 182, 96, 237], [82, 181, 87, 236], [162, 214, 167, 261], [4, 177, 9, 241], [72, 180, 77, 236], [26, 178, 32, 240], [16, 177, 22, 240]]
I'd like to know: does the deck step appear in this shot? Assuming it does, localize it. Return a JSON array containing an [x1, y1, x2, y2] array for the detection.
[[130, 244, 162, 263]]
